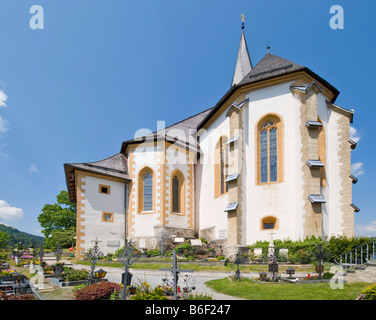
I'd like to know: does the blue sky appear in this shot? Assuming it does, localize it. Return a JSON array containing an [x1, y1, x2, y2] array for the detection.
[[0, 0, 374, 238]]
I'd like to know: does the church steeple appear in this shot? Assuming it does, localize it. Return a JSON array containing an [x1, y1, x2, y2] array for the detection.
[[231, 16, 253, 87]]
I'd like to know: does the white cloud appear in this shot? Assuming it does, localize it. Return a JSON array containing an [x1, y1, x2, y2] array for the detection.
[[350, 126, 361, 143], [0, 116, 8, 135], [351, 162, 364, 176], [0, 90, 7, 108], [0, 89, 8, 136], [0, 200, 24, 222], [355, 221, 376, 237], [28, 163, 38, 173]]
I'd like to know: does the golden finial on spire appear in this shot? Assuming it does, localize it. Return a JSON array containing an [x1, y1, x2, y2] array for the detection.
[[240, 14, 246, 30]]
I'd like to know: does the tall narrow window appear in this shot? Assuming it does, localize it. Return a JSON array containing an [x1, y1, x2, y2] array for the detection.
[[318, 118, 326, 187], [171, 170, 185, 215], [172, 175, 180, 213], [138, 167, 154, 213], [143, 172, 153, 211], [257, 114, 283, 184], [215, 136, 228, 198]]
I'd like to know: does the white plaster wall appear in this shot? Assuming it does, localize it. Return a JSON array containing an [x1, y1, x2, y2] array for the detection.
[[244, 82, 304, 244], [81, 175, 126, 255], [131, 143, 161, 237], [326, 109, 344, 237], [196, 110, 230, 240], [165, 144, 192, 230], [317, 94, 330, 239]]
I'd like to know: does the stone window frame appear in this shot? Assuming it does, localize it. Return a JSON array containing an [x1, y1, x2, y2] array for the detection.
[[137, 167, 155, 214], [255, 113, 284, 185], [214, 135, 229, 198], [99, 184, 111, 195], [170, 169, 185, 216], [102, 212, 114, 223], [260, 216, 279, 231]]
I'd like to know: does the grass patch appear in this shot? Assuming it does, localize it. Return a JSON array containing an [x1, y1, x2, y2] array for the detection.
[[73, 260, 315, 273], [205, 277, 373, 300]]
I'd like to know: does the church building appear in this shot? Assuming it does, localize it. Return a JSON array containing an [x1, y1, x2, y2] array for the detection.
[[64, 26, 358, 258]]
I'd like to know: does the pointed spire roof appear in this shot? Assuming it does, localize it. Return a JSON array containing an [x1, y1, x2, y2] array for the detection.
[[231, 30, 253, 87]]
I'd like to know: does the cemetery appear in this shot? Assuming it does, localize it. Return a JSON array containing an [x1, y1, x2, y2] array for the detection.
[[1, 235, 376, 300]]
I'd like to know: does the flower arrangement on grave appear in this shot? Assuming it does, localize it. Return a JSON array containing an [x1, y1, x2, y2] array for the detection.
[[0, 291, 35, 301]]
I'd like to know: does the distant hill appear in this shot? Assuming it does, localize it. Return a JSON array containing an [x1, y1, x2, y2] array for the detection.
[[0, 224, 44, 246]]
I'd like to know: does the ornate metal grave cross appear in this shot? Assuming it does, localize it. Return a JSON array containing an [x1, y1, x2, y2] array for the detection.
[[118, 241, 140, 300], [87, 239, 104, 284], [53, 241, 63, 263], [159, 249, 194, 300], [234, 254, 242, 279], [53, 241, 64, 278]]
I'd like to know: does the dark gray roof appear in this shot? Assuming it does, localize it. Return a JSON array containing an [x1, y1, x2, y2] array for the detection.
[[64, 153, 130, 201], [197, 53, 340, 130], [65, 153, 129, 180], [120, 108, 212, 153], [237, 54, 305, 86]]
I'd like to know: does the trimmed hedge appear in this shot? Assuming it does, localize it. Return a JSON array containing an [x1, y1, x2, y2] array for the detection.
[[247, 235, 375, 264]]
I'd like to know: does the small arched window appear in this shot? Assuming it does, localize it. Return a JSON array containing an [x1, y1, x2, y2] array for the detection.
[[256, 114, 283, 184], [261, 216, 279, 230], [138, 167, 154, 213]]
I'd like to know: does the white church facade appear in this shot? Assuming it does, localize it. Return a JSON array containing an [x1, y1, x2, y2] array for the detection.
[[64, 28, 358, 258]]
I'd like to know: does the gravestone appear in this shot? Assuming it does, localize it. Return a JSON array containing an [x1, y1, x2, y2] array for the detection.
[[174, 237, 185, 243], [254, 248, 263, 257], [190, 239, 202, 247]]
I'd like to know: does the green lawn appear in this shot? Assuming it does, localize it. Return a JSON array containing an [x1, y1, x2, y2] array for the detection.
[[74, 260, 315, 273], [205, 277, 373, 300]]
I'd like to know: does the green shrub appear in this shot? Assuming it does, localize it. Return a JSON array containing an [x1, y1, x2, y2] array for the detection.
[[322, 272, 335, 279], [147, 249, 161, 257], [176, 242, 195, 258], [247, 235, 375, 264], [61, 268, 90, 282], [361, 284, 376, 300], [130, 287, 168, 300], [186, 293, 212, 300]]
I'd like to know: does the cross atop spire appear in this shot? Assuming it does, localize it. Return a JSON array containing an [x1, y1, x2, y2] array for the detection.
[[231, 14, 253, 87]]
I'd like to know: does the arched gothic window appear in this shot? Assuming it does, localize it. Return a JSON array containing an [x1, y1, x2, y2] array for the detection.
[[256, 114, 283, 184], [171, 170, 185, 215], [138, 167, 154, 213]]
